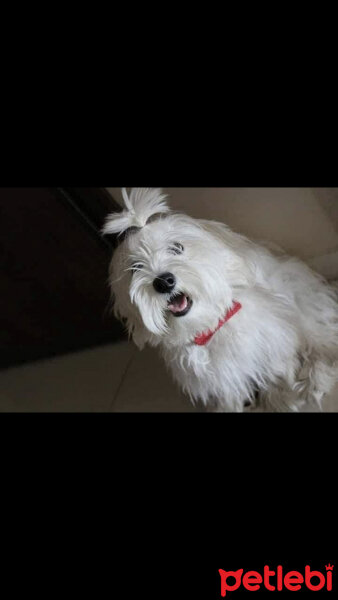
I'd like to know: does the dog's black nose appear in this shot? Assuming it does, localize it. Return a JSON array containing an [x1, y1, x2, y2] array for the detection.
[[153, 272, 176, 294]]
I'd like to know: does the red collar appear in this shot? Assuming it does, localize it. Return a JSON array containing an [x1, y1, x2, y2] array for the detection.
[[194, 301, 242, 346]]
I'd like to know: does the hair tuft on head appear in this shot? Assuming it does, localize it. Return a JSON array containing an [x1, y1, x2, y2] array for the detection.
[[102, 188, 170, 237]]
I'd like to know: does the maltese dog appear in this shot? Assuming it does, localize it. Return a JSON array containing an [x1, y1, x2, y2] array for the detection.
[[103, 188, 338, 412]]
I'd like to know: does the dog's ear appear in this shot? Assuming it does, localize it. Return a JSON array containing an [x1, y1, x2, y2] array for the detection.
[[125, 316, 159, 350], [114, 300, 156, 351], [198, 218, 255, 254], [197, 219, 238, 246], [130, 322, 153, 350], [102, 188, 170, 237], [197, 218, 256, 285]]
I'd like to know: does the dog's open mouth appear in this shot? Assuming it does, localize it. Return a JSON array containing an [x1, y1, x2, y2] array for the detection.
[[167, 293, 193, 317]]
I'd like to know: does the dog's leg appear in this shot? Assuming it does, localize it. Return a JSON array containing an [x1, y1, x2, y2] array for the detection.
[[258, 386, 303, 412], [293, 354, 338, 410]]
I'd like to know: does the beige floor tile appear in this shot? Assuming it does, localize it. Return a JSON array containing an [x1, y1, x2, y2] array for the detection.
[[0, 342, 135, 412], [112, 346, 201, 412]]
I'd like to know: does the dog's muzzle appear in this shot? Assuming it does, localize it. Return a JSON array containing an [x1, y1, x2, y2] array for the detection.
[[153, 272, 176, 294]]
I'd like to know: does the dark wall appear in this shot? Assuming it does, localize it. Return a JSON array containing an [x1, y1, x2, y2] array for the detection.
[[0, 187, 125, 369]]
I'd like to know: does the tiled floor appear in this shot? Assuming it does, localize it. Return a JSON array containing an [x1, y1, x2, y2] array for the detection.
[[0, 342, 337, 412], [0, 342, 136, 412]]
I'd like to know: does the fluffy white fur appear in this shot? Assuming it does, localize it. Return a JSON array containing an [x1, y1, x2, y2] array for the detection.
[[103, 188, 338, 412]]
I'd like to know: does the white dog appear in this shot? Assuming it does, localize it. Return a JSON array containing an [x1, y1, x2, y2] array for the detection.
[[103, 188, 338, 412]]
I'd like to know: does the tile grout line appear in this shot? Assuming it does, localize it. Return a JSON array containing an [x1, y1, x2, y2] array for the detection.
[[109, 351, 136, 411]]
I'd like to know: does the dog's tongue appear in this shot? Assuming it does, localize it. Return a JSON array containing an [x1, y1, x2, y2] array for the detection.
[[168, 294, 188, 314]]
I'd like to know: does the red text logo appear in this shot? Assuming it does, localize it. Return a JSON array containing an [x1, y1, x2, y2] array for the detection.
[[219, 564, 334, 596]]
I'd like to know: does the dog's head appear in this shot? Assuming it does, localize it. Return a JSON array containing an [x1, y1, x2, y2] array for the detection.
[[103, 188, 251, 348]]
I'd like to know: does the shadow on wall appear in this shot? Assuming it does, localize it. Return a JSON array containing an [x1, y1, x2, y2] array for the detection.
[[107, 187, 338, 280]]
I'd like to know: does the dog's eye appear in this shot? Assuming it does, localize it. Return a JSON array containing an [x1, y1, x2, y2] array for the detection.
[[169, 242, 184, 255], [131, 263, 143, 273]]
